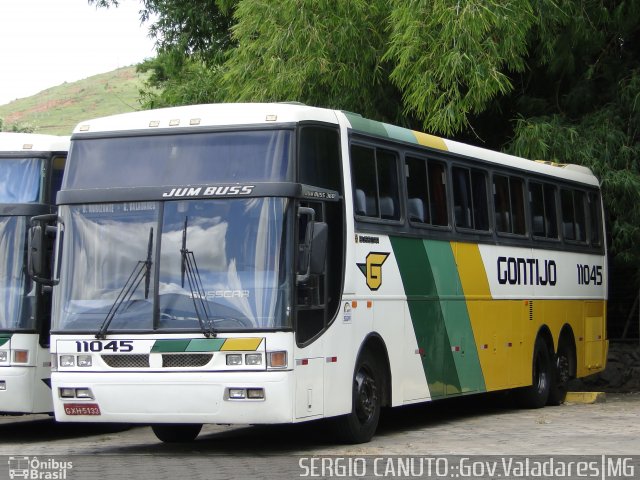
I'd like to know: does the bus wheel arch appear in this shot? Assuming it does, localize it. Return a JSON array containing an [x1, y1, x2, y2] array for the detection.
[[515, 328, 553, 409], [548, 325, 577, 406], [331, 333, 391, 443]]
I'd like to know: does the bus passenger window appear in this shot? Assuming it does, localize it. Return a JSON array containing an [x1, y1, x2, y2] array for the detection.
[[405, 157, 448, 227], [429, 162, 448, 226], [560, 189, 575, 240], [494, 175, 526, 235], [561, 188, 587, 242], [351, 145, 400, 221], [574, 191, 587, 242], [588, 192, 602, 247], [453, 166, 488, 231]]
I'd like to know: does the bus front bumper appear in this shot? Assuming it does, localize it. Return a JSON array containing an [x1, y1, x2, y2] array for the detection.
[[52, 370, 294, 424]]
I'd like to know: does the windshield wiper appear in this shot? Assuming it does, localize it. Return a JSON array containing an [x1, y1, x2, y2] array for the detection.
[[181, 216, 216, 338], [96, 227, 154, 339]]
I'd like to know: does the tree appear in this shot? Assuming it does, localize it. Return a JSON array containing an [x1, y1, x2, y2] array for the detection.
[[0, 117, 35, 133], [92, 0, 640, 269]]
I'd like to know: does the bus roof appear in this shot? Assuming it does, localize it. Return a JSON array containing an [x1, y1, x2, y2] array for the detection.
[[0, 132, 70, 153], [70, 103, 599, 188]]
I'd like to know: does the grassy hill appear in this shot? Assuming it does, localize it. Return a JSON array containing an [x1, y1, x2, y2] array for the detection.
[[0, 66, 149, 135]]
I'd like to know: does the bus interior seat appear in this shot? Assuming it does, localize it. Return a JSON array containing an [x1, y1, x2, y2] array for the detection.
[[455, 205, 471, 228], [355, 189, 367, 216], [379, 196, 395, 220], [563, 221, 574, 239], [408, 198, 425, 223], [533, 215, 544, 236]]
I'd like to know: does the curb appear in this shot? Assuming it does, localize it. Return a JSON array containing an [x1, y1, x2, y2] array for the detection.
[[565, 391, 606, 404]]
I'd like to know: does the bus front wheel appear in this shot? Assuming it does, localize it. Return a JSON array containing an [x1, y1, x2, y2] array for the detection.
[[151, 424, 202, 443], [331, 349, 382, 444], [515, 337, 551, 409]]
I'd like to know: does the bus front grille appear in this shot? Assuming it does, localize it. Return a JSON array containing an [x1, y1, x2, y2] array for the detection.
[[101, 354, 150, 368], [162, 354, 213, 368]]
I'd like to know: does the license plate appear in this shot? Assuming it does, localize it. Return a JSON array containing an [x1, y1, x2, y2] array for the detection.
[[64, 403, 101, 416]]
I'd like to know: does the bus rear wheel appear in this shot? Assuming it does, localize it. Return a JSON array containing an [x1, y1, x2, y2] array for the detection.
[[548, 340, 573, 406], [515, 337, 551, 409], [331, 350, 382, 444], [151, 424, 202, 443]]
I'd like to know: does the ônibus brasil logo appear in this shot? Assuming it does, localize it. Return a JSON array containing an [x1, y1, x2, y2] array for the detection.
[[8, 456, 73, 479]]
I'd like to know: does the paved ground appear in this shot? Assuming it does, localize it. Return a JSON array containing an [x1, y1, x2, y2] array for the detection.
[[0, 392, 638, 479]]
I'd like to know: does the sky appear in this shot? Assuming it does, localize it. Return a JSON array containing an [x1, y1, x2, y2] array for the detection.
[[0, 0, 156, 105]]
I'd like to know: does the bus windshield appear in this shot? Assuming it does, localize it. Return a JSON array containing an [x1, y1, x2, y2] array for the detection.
[[54, 198, 292, 333], [0, 216, 35, 331], [63, 130, 292, 189], [0, 158, 43, 203]]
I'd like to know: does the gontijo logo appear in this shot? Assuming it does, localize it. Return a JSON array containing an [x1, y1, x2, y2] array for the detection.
[[357, 252, 390, 291]]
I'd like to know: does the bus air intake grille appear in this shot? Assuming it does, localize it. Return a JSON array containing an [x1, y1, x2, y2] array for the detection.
[[101, 354, 150, 368], [162, 354, 213, 368]]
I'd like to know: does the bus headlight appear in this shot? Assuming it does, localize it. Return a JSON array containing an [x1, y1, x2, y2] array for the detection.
[[60, 355, 75, 367], [245, 354, 262, 366], [59, 387, 75, 398], [0, 351, 8, 363], [77, 355, 92, 367], [226, 354, 242, 366]]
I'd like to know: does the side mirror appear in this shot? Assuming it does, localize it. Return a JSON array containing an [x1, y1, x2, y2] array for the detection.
[[296, 207, 328, 283], [28, 214, 60, 286], [309, 222, 328, 275]]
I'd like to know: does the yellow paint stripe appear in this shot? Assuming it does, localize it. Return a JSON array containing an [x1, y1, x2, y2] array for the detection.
[[452, 242, 491, 298], [220, 338, 263, 351], [413, 131, 448, 151]]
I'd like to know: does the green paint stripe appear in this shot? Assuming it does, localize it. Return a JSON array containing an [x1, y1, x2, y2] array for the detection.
[[0, 338, 9, 347], [424, 240, 485, 393], [151, 339, 191, 353], [0, 334, 12, 339], [390, 237, 460, 397], [343, 112, 388, 138], [391, 237, 487, 397], [185, 339, 225, 352], [383, 124, 419, 144]]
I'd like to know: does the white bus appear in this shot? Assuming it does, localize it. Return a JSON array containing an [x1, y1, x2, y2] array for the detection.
[[30, 104, 607, 442], [0, 132, 68, 414]]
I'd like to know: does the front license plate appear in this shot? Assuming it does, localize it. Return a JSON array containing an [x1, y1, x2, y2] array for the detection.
[[64, 403, 101, 416]]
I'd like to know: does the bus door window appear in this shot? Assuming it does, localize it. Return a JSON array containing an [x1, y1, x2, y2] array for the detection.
[[296, 126, 344, 345]]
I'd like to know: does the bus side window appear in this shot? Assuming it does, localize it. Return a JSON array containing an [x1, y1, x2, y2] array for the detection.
[[405, 156, 448, 227], [494, 175, 526, 235], [453, 166, 489, 231], [351, 145, 400, 221], [561, 188, 587, 243], [588, 192, 602, 247]]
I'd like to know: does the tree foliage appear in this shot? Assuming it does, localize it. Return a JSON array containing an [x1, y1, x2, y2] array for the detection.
[[91, 0, 640, 267], [0, 117, 35, 133]]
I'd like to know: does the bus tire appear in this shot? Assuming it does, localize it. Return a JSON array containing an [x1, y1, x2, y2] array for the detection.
[[515, 337, 551, 409], [331, 349, 382, 444], [151, 424, 202, 443], [548, 340, 574, 406]]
